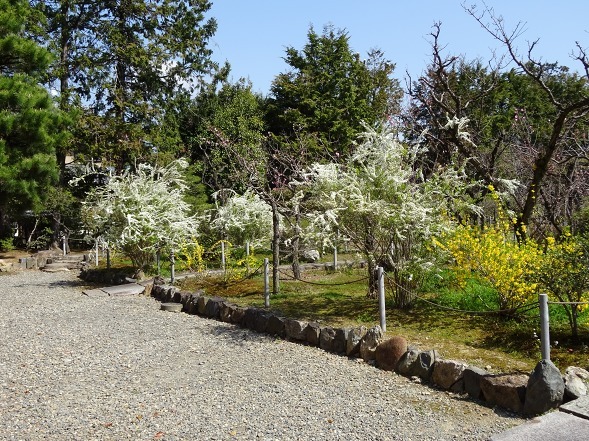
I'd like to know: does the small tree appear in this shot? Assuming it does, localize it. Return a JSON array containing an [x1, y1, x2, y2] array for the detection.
[[299, 125, 475, 305], [81, 159, 198, 272], [210, 189, 273, 249]]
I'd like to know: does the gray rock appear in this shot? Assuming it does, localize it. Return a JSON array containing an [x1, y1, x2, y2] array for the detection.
[[523, 359, 564, 416], [333, 328, 349, 354], [197, 295, 209, 315], [359, 326, 383, 362], [346, 326, 367, 357], [242, 308, 269, 333], [266, 315, 286, 337], [432, 359, 467, 392], [375, 336, 408, 371], [319, 327, 336, 352], [229, 306, 247, 325], [564, 366, 589, 401], [285, 319, 307, 341], [413, 349, 438, 381], [302, 249, 320, 263], [463, 366, 489, 400], [219, 302, 237, 322], [480, 374, 528, 414], [396, 349, 420, 376], [305, 322, 321, 346], [204, 297, 224, 319], [185, 293, 201, 315]]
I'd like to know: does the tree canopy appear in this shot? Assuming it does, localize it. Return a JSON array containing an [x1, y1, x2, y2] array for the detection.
[[266, 25, 402, 159]]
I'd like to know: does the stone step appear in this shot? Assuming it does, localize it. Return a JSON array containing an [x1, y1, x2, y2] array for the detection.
[[82, 283, 145, 297], [491, 411, 589, 440]]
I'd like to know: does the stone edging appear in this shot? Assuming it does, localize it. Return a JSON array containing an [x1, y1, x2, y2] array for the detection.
[[148, 282, 586, 417]]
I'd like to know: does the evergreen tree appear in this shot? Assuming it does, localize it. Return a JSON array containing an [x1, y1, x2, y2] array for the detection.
[[266, 25, 402, 159], [35, 0, 227, 170], [0, 0, 63, 235]]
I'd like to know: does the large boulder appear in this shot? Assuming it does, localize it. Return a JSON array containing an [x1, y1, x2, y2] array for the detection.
[[266, 315, 286, 337], [463, 366, 489, 400], [480, 374, 528, 414], [219, 302, 238, 322], [398, 349, 438, 381], [319, 327, 336, 352], [333, 328, 349, 354], [375, 337, 408, 371], [432, 359, 467, 393], [523, 360, 564, 416], [305, 322, 321, 346], [346, 326, 367, 357], [204, 297, 224, 319], [359, 326, 383, 362], [197, 295, 209, 315], [285, 319, 307, 341], [563, 366, 589, 401], [229, 306, 247, 325]]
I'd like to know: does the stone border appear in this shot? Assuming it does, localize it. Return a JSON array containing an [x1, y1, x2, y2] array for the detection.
[[148, 282, 586, 417]]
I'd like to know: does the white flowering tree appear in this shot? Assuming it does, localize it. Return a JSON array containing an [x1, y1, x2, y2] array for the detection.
[[299, 125, 477, 305], [210, 189, 273, 248], [82, 159, 199, 272]]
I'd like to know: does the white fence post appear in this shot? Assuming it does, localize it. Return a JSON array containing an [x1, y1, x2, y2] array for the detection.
[[539, 293, 550, 361], [378, 266, 386, 333], [264, 258, 270, 307], [333, 246, 338, 271], [221, 241, 226, 272], [170, 249, 175, 284]]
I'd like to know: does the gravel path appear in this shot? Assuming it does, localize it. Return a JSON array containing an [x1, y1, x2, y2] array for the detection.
[[0, 270, 524, 440]]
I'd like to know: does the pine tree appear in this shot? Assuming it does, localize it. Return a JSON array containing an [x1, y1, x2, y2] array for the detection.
[[0, 0, 63, 234]]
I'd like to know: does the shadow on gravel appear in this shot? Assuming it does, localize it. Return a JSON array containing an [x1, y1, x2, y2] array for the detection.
[[204, 323, 277, 348]]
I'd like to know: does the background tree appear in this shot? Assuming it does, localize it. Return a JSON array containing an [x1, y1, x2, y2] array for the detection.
[[180, 79, 266, 195], [35, 0, 226, 171], [406, 21, 589, 238], [465, 4, 589, 239], [266, 25, 402, 160], [0, 0, 65, 239]]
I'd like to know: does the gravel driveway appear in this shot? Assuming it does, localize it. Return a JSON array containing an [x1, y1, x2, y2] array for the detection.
[[0, 270, 524, 440]]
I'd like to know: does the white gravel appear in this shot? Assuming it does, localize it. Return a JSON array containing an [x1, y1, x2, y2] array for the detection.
[[0, 270, 524, 440]]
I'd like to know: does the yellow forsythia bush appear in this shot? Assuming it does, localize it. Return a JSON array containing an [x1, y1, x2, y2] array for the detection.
[[441, 224, 542, 312]]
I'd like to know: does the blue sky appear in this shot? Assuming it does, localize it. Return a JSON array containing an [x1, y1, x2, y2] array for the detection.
[[206, 1, 589, 95]]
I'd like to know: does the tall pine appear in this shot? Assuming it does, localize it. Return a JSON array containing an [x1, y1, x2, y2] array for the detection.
[[0, 0, 63, 235]]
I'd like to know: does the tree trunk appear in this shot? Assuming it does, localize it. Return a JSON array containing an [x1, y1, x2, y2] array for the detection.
[[291, 205, 301, 279], [271, 200, 280, 295], [366, 257, 379, 299]]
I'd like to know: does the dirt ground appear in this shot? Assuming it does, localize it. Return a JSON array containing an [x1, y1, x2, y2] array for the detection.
[[0, 249, 32, 270]]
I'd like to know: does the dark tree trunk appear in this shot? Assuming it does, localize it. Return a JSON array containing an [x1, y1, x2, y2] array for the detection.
[[291, 206, 301, 279], [271, 200, 280, 295]]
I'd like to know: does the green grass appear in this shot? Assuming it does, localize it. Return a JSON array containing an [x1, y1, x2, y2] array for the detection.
[[178, 268, 547, 373]]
